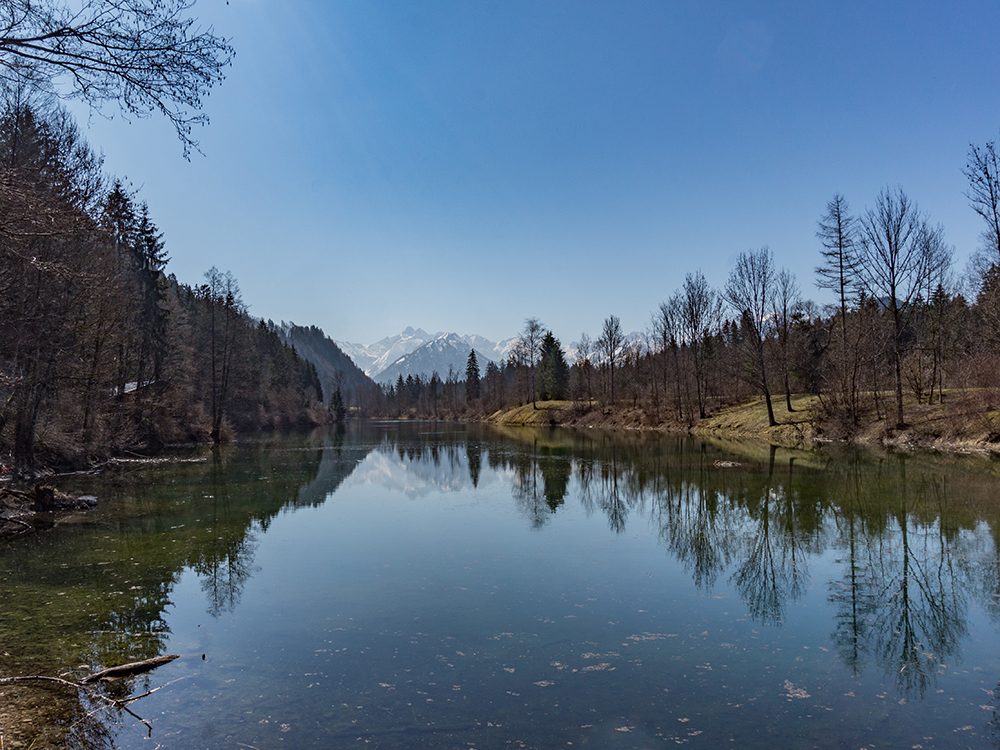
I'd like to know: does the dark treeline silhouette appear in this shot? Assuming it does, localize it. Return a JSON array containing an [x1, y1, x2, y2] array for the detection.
[[0, 97, 326, 478]]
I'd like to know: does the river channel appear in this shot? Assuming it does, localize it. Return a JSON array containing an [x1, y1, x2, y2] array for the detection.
[[3, 422, 1000, 748]]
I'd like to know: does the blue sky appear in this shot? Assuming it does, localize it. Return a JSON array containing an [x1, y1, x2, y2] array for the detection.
[[73, 0, 1000, 346]]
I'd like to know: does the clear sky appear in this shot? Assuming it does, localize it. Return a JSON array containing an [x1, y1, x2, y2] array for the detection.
[[71, 0, 1000, 347]]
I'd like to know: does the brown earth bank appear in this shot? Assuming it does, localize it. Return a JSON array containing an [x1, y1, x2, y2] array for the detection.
[[487, 392, 1000, 455]]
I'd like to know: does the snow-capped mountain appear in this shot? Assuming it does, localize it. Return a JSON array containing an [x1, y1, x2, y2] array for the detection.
[[337, 328, 518, 382], [374, 333, 495, 386], [336, 327, 435, 376], [336, 326, 644, 383]]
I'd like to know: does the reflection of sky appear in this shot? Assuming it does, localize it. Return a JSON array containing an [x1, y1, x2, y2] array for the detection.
[[341, 447, 513, 499]]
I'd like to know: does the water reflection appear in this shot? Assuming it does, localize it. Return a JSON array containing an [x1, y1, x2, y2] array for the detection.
[[0, 428, 375, 749], [4, 424, 1000, 748], [345, 425, 1000, 701], [432, 428, 998, 699]]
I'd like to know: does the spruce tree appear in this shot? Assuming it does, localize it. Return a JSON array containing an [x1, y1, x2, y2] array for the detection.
[[538, 332, 569, 401], [465, 349, 481, 401], [329, 387, 347, 423]]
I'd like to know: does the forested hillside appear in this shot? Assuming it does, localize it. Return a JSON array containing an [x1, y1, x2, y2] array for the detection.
[[276, 323, 372, 395], [0, 100, 325, 479]]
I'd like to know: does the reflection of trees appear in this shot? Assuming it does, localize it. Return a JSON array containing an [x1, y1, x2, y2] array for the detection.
[[653, 448, 741, 590], [193, 530, 259, 618], [730, 452, 815, 625], [868, 466, 968, 697], [0, 427, 381, 748], [824, 456, 971, 697], [478, 427, 993, 698], [598, 448, 628, 533], [828, 460, 879, 675], [467, 440, 482, 488], [510, 448, 547, 528]]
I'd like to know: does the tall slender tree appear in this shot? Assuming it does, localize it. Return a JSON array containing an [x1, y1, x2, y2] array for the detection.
[[597, 315, 625, 404], [517, 317, 544, 407], [816, 193, 858, 413], [855, 187, 951, 428], [772, 268, 801, 412], [725, 248, 778, 427], [465, 349, 481, 402], [680, 272, 723, 419]]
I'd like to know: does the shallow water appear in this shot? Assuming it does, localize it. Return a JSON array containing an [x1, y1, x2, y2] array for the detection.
[[4, 422, 1000, 749]]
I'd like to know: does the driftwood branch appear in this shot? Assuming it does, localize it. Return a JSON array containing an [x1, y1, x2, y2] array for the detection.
[[0, 654, 183, 738], [80, 654, 180, 683]]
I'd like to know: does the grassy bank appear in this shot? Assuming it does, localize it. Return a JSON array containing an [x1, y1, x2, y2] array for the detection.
[[488, 391, 1000, 454]]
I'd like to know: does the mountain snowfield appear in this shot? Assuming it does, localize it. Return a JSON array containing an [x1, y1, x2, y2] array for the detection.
[[337, 327, 646, 385], [336, 328, 518, 385]]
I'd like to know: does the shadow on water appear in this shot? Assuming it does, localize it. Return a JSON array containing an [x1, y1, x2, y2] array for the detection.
[[4, 422, 1000, 746]]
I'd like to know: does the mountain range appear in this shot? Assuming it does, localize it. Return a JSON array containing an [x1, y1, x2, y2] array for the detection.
[[336, 327, 518, 385]]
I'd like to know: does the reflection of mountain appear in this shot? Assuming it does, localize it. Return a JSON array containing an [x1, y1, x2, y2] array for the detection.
[[295, 434, 376, 507], [345, 444, 508, 499]]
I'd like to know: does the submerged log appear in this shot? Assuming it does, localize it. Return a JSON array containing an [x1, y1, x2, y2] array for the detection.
[[81, 654, 180, 683]]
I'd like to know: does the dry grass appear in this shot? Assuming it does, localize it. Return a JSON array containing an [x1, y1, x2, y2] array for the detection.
[[694, 395, 823, 446], [488, 390, 1000, 455]]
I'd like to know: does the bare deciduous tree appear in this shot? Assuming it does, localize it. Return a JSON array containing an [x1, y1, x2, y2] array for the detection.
[[679, 271, 723, 419], [816, 193, 858, 412], [964, 139, 1000, 271], [597, 315, 625, 404], [725, 247, 778, 426], [772, 268, 801, 412], [651, 294, 685, 419], [516, 317, 544, 406], [855, 187, 951, 428], [574, 332, 594, 406]]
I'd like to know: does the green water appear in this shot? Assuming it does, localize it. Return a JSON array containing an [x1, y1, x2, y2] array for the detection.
[[3, 423, 1000, 749]]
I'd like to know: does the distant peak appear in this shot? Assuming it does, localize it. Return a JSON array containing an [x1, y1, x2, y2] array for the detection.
[[402, 326, 416, 335]]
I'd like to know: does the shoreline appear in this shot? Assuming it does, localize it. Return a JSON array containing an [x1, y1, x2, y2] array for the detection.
[[485, 395, 1000, 457]]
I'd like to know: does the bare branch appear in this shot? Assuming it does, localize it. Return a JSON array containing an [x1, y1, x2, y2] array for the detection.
[[0, 0, 233, 156]]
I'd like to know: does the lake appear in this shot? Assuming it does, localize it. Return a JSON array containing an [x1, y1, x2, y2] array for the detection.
[[3, 422, 1000, 749]]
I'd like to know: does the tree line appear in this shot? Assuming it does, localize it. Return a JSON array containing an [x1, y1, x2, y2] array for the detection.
[[0, 95, 325, 478], [360, 141, 1000, 435]]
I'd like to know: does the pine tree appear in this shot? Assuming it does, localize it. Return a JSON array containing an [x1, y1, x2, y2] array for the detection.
[[465, 349, 481, 401], [329, 387, 347, 423], [538, 332, 568, 400]]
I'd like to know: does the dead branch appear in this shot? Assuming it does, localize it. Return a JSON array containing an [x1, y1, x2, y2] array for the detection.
[[80, 654, 179, 683], [1, 657, 185, 739]]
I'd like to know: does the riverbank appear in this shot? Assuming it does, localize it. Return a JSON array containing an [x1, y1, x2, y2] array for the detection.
[[488, 392, 1000, 455]]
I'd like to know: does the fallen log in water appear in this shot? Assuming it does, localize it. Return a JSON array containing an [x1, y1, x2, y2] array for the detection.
[[80, 654, 180, 683], [1, 654, 184, 736]]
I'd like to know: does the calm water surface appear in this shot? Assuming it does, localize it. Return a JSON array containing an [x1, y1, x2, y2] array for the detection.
[[4, 422, 1000, 749]]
